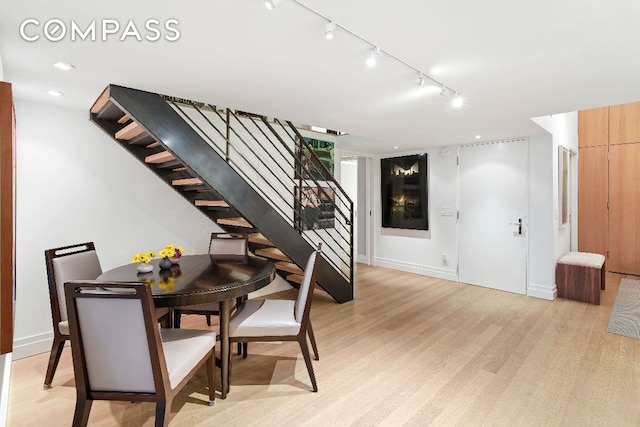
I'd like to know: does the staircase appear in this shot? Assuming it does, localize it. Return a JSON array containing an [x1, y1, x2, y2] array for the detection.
[[90, 85, 353, 303]]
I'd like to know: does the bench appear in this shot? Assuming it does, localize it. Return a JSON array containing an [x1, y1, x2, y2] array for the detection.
[[556, 252, 606, 305]]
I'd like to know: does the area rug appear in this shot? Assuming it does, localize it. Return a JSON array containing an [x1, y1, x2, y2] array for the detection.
[[606, 278, 640, 339]]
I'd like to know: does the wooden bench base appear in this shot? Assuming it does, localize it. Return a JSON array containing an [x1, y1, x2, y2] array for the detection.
[[556, 260, 605, 305]]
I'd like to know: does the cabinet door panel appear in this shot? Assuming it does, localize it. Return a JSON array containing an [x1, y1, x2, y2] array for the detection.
[[609, 143, 640, 274], [578, 146, 608, 258], [609, 102, 640, 145], [578, 107, 609, 147]]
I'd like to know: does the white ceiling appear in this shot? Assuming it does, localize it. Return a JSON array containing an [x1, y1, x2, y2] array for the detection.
[[1, 0, 639, 154]]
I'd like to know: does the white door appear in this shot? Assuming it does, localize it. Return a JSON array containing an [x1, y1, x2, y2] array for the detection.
[[458, 139, 528, 295]]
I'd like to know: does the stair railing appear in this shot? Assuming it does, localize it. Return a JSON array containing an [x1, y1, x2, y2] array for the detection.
[[165, 98, 353, 283]]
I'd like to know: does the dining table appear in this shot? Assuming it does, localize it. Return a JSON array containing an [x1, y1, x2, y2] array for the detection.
[[97, 254, 277, 398]]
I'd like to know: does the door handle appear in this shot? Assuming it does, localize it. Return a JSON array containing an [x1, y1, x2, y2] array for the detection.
[[509, 218, 523, 235]]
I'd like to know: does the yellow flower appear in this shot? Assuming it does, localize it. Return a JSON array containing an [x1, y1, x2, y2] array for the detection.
[[158, 244, 184, 259], [131, 250, 155, 264]]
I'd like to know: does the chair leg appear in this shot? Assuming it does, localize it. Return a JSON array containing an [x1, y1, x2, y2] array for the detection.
[[298, 337, 318, 392], [44, 337, 66, 389], [155, 399, 171, 427], [206, 355, 216, 405], [242, 343, 248, 359], [307, 321, 319, 360], [71, 397, 92, 427], [206, 315, 212, 327], [237, 342, 242, 355], [173, 310, 181, 329]]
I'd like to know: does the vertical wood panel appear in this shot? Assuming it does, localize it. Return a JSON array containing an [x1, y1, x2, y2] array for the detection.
[[577, 146, 608, 258], [0, 82, 16, 354], [608, 143, 640, 274], [578, 107, 609, 147], [609, 102, 640, 145]]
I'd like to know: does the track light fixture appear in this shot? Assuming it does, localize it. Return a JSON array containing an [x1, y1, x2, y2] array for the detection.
[[325, 22, 335, 40], [451, 93, 464, 108], [279, 1, 463, 107], [366, 47, 380, 67], [265, 0, 281, 10]]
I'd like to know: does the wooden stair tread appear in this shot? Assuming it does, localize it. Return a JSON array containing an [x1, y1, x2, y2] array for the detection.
[[276, 261, 303, 275], [255, 248, 291, 262], [115, 121, 145, 140], [195, 200, 229, 207], [145, 151, 175, 164], [117, 114, 131, 124], [172, 178, 202, 186], [146, 141, 160, 149], [90, 87, 110, 114], [286, 274, 303, 284], [217, 217, 252, 228], [248, 233, 273, 246]]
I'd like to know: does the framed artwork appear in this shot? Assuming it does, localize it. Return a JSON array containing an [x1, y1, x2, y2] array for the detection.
[[381, 154, 428, 230], [295, 185, 336, 230]]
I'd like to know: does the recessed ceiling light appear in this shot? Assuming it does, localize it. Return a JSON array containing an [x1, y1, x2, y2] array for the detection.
[[48, 90, 63, 97], [475, 135, 481, 139], [53, 61, 74, 71], [393, 146, 398, 150]]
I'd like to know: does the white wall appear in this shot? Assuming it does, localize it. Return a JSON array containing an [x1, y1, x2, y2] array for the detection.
[[531, 112, 579, 261], [373, 149, 458, 281], [13, 99, 225, 359]]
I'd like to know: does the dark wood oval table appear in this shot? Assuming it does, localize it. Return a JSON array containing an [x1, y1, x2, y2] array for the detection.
[[97, 254, 276, 398]]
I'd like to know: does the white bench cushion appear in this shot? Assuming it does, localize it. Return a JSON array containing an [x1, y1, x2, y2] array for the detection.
[[558, 252, 605, 269]]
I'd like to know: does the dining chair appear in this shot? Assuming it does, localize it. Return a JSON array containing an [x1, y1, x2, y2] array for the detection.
[[44, 242, 170, 389], [228, 243, 322, 392], [63, 281, 216, 427], [43, 242, 103, 389], [173, 232, 248, 328]]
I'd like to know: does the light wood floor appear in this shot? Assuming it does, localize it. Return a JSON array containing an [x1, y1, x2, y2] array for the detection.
[[8, 265, 640, 426]]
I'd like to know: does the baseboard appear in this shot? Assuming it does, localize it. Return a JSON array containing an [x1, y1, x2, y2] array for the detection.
[[374, 257, 458, 281], [12, 332, 56, 360], [528, 282, 557, 300]]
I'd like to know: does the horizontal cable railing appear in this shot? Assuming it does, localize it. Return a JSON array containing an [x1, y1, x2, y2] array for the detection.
[[165, 99, 353, 283]]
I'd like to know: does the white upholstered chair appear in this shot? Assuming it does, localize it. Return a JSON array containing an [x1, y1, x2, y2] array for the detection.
[[173, 232, 249, 328], [228, 243, 321, 392], [44, 242, 103, 389], [64, 281, 216, 427], [44, 242, 169, 389]]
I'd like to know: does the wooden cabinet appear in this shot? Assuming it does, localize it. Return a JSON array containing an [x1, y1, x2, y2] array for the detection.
[[578, 107, 609, 147], [578, 101, 640, 276], [609, 102, 640, 145]]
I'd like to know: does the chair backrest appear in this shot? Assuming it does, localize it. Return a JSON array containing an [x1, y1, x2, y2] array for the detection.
[[64, 281, 167, 396], [294, 243, 322, 323], [208, 232, 248, 260], [45, 242, 103, 328]]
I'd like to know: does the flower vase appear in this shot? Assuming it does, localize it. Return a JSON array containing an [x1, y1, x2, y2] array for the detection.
[[169, 256, 181, 265], [137, 263, 153, 274], [159, 257, 172, 270]]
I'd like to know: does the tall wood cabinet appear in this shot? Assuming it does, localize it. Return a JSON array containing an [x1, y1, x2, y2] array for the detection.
[[578, 102, 640, 275], [0, 82, 16, 355]]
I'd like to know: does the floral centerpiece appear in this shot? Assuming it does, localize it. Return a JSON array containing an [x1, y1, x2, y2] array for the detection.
[[132, 250, 155, 273], [159, 244, 184, 263]]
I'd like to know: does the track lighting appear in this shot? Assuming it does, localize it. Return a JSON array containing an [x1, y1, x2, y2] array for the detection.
[[366, 47, 380, 67], [325, 22, 335, 40], [416, 73, 425, 86], [451, 93, 464, 108], [265, 0, 281, 10]]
